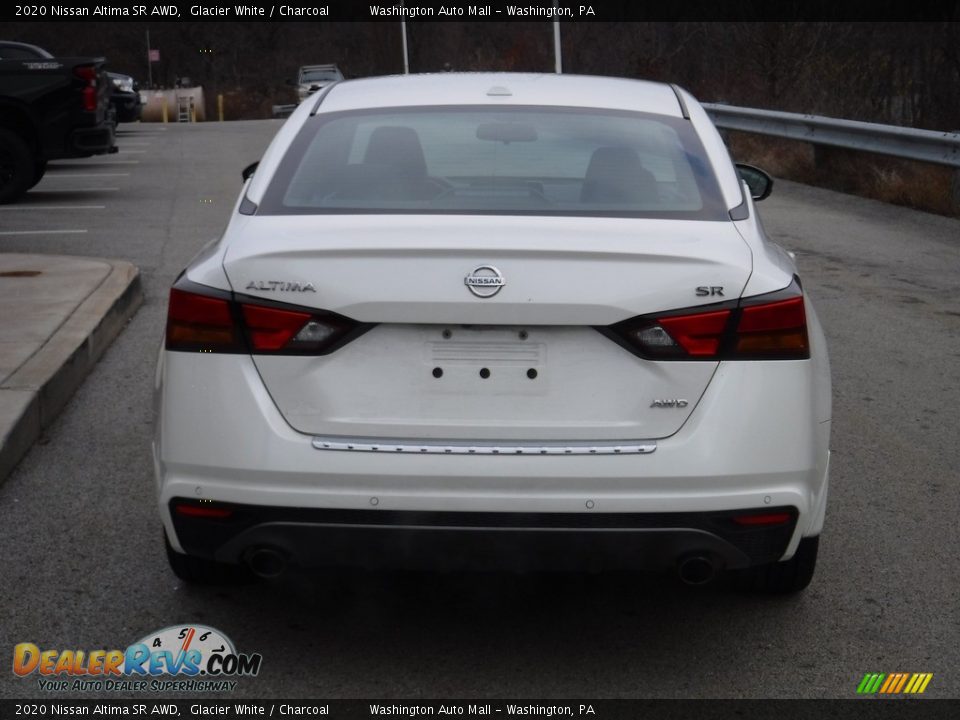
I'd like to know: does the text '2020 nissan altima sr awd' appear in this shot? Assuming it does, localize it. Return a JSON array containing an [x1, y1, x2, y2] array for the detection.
[[154, 73, 831, 593]]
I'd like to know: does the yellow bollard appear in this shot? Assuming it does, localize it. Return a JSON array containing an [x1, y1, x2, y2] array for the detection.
[[161, 97, 168, 123], [190, 103, 196, 123], [218, 94, 224, 122]]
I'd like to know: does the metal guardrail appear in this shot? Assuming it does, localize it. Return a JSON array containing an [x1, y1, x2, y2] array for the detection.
[[703, 104, 960, 169]]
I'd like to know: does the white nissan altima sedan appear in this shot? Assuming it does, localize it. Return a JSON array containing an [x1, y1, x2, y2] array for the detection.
[[154, 73, 831, 593]]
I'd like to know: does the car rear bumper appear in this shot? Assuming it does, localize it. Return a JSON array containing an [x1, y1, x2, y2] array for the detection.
[[170, 501, 798, 572], [68, 123, 116, 156], [113, 92, 143, 122], [155, 351, 831, 567]]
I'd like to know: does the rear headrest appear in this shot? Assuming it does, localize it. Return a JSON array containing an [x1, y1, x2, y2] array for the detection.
[[581, 146, 657, 204], [363, 126, 428, 178]]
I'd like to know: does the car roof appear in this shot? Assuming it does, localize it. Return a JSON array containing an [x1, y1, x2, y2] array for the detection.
[[0, 40, 54, 59], [319, 73, 684, 117]]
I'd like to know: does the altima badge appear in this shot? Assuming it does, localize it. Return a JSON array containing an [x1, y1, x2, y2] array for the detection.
[[246, 280, 316, 293], [464, 265, 505, 298], [650, 399, 689, 408]]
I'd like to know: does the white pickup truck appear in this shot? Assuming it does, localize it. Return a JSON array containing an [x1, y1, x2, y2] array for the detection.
[[293, 64, 343, 102]]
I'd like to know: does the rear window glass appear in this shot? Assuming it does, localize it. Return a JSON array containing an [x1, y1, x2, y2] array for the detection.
[[259, 105, 728, 219], [300, 69, 342, 83]]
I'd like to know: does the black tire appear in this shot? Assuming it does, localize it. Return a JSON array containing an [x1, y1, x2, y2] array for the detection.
[[0, 127, 35, 204], [733, 536, 819, 595], [164, 533, 255, 585], [27, 159, 47, 190]]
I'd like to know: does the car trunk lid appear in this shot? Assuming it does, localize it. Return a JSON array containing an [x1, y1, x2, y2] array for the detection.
[[222, 214, 751, 441]]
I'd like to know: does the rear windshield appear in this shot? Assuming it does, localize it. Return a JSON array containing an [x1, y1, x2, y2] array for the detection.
[[259, 105, 728, 219], [300, 69, 341, 83]]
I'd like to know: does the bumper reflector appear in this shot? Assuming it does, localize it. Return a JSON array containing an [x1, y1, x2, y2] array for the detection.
[[732, 512, 792, 526], [174, 503, 233, 519]]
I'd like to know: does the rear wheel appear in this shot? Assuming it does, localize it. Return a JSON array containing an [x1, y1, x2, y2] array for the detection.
[[733, 536, 819, 594], [0, 128, 35, 204], [164, 533, 255, 585], [27, 160, 47, 190]]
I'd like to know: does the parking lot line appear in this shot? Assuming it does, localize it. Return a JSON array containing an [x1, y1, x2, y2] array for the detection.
[[50, 160, 140, 166], [40, 173, 130, 178], [30, 188, 120, 193], [118, 150, 148, 154], [0, 205, 105, 210], [0, 229, 88, 236]]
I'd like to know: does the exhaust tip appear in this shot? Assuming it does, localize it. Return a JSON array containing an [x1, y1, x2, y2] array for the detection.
[[677, 554, 719, 586], [245, 546, 288, 579]]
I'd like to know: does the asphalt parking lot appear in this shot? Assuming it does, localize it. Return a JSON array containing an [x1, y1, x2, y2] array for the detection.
[[0, 120, 958, 700]]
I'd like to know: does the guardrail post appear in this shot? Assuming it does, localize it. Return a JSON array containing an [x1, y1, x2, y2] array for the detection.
[[161, 97, 168, 124]]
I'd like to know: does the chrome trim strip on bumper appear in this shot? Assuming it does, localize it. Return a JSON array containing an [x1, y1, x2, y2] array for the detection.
[[310, 437, 657, 455]]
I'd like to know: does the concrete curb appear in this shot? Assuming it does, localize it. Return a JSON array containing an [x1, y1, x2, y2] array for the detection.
[[0, 260, 143, 485]]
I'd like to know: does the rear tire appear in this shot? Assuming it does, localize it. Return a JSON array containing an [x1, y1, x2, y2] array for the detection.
[[733, 536, 819, 594], [28, 160, 47, 190], [164, 533, 255, 585], [0, 128, 35, 204]]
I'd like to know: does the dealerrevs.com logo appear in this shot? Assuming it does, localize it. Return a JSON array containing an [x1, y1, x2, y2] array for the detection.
[[13, 624, 262, 693]]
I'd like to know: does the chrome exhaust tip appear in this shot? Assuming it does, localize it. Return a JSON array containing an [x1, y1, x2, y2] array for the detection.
[[245, 546, 288, 579], [676, 554, 719, 586]]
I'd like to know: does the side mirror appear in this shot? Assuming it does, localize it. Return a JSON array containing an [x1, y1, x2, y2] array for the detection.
[[736, 163, 773, 201], [242, 161, 259, 182]]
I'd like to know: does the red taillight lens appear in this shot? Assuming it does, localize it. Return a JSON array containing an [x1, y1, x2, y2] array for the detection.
[[74, 65, 98, 112], [166, 287, 241, 352], [604, 280, 809, 361], [734, 296, 808, 358], [165, 280, 366, 355], [732, 512, 792, 526], [657, 310, 731, 357], [613, 309, 732, 359], [241, 304, 312, 351], [74, 66, 96, 81]]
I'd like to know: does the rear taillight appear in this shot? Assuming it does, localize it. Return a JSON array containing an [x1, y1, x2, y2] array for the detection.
[[734, 296, 808, 357], [653, 310, 731, 357], [604, 279, 809, 361], [74, 65, 98, 112], [241, 304, 313, 351], [166, 287, 242, 352], [165, 279, 368, 355]]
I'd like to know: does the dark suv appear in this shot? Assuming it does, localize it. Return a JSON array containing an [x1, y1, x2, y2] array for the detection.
[[108, 72, 143, 123]]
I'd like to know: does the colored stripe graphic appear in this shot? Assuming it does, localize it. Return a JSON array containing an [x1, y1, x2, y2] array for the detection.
[[857, 673, 885, 694], [905, 673, 934, 694], [857, 672, 932, 694], [881, 673, 908, 693]]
